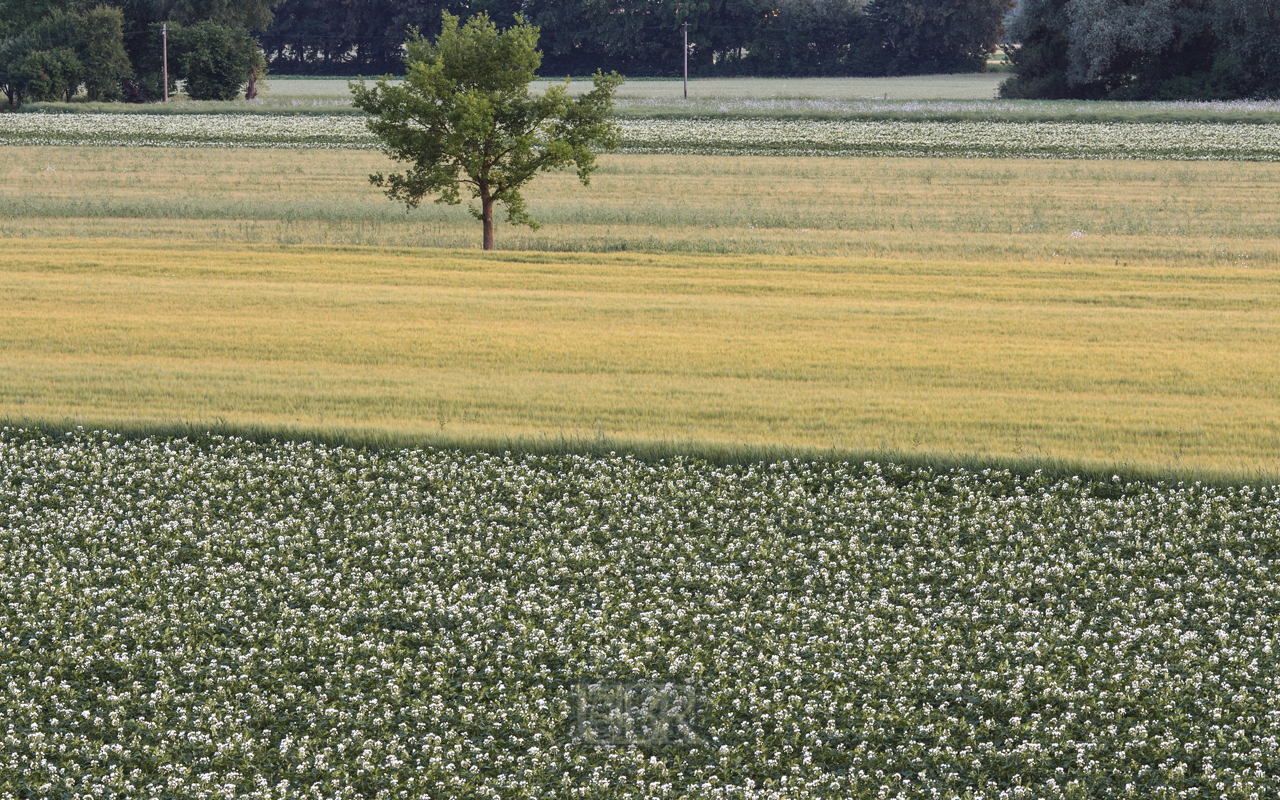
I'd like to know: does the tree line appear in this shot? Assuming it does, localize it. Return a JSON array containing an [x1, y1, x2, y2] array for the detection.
[[5, 0, 1278, 106], [261, 0, 1014, 78], [2, 0, 269, 105], [1002, 0, 1280, 100]]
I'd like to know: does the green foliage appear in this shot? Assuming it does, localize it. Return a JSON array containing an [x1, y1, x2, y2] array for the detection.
[[0, 0, 62, 38], [264, 0, 1006, 78], [737, 0, 876, 77], [0, 12, 77, 107], [9, 47, 81, 103], [0, 0, 269, 106], [119, 21, 178, 103], [166, 0, 279, 31], [77, 6, 132, 101], [3, 426, 1280, 797], [1212, 0, 1280, 96], [174, 20, 265, 100], [999, 25, 1082, 100], [1002, 0, 1280, 99], [866, 0, 1016, 74], [0, 5, 131, 106], [351, 12, 622, 249]]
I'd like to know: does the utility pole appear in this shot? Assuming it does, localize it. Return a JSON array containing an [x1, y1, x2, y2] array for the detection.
[[682, 22, 688, 100], [162, 23, 169, 102]]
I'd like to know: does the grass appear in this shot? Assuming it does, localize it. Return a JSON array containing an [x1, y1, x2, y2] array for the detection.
[[255, 75, 1010, 101], [17, 73, 1280, 123], [9, 75, 1007, 115], [6, 147, 1280, 257], [3, 147, 1278, 479], [2, 237, 1277, 480]]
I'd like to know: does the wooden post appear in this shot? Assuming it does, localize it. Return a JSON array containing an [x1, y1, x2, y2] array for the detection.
[[683, 22, 688, 100], [162, 23, 169, 103]]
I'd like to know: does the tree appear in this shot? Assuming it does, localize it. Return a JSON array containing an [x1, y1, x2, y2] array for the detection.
[[166, 0, 280, 32], [0, 0, 63, 38], [1212, 0, 1280, 96], [7, 47, 81, 103], [1000, 0, 1280, 99], [0, 5, 131, 105], [260, 0, 404, 75], [866, 0, 1015, 74], [742, 0, 874, 77], [0, 13, 83, 106], [78, 5, 133, 101], [175, 20, 265, 99], [113, 0, 277, 96], [351, 13, 623, 251]]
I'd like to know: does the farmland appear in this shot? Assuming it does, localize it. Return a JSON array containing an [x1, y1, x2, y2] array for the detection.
[[2, 428, 1278, 799], [3, 148, 1280, 476], [8, 112, 1280, 160], [7, 147, 1280, 258], [2, 236, 1280, 478], [3, 75, 1280, 800]]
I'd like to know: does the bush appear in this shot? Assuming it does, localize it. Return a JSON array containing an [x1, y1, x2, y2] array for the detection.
[[11, 48, 81, 103]]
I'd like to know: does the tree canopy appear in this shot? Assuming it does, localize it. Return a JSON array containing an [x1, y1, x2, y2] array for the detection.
[[869, 0, 1015, 75], [1, 5, 132, 106], [1, 0, 277, 106], [1001, 0, 1280, 99], [351, 13, 622, 251], [262, 0, 1012, 78]]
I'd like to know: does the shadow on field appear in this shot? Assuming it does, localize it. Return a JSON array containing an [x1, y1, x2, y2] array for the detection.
[[5, 416, 1275, 489]]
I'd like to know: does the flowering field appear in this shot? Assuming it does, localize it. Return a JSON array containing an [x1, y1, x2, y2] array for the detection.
[[6, 112, 1280, 160], [619, 98, 1280, 125], [621, 119, 1280, 161], [3, 427, 1278, 799]]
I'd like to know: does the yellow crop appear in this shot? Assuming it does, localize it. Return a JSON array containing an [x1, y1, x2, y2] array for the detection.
[[2, 236, 1276, 478]]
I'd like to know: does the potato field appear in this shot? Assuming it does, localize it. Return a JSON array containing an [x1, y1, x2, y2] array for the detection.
[[7, 112, 1280, 160], [2, 427, 1279, 799]]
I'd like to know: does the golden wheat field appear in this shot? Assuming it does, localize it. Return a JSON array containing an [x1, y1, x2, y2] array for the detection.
[[2, 146, 1279, 476]]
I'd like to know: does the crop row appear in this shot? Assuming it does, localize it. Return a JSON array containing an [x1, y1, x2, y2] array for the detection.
[[2, 427, 1278, 799], [5, 112, 1280, 160]]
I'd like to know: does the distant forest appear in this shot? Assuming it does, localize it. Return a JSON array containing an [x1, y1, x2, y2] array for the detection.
[[1002, 0, 1280, 100], [5, 0, 1275, 104], [259, 0, 1014, 78]]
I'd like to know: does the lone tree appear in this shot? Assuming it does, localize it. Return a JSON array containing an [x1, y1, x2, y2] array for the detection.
[[352, 13, 623, 251]]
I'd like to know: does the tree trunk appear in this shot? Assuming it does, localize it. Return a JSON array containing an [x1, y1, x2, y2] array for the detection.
[[245, 67, 258, 100], [481, 193, 495, 251]]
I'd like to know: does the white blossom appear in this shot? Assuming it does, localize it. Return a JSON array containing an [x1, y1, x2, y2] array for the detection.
[[0, 426, 1277, 799]]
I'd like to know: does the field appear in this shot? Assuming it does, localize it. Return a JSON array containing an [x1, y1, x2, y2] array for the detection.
[[15, 74, 1009, 116], [9, 113, 1280, 160], [267, 74, 1012, 101], [3, 148, 1280, 476], [18, 73, 1280, 126], [3, 428, 1278, 799], [4, 76, 1280, 799]]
